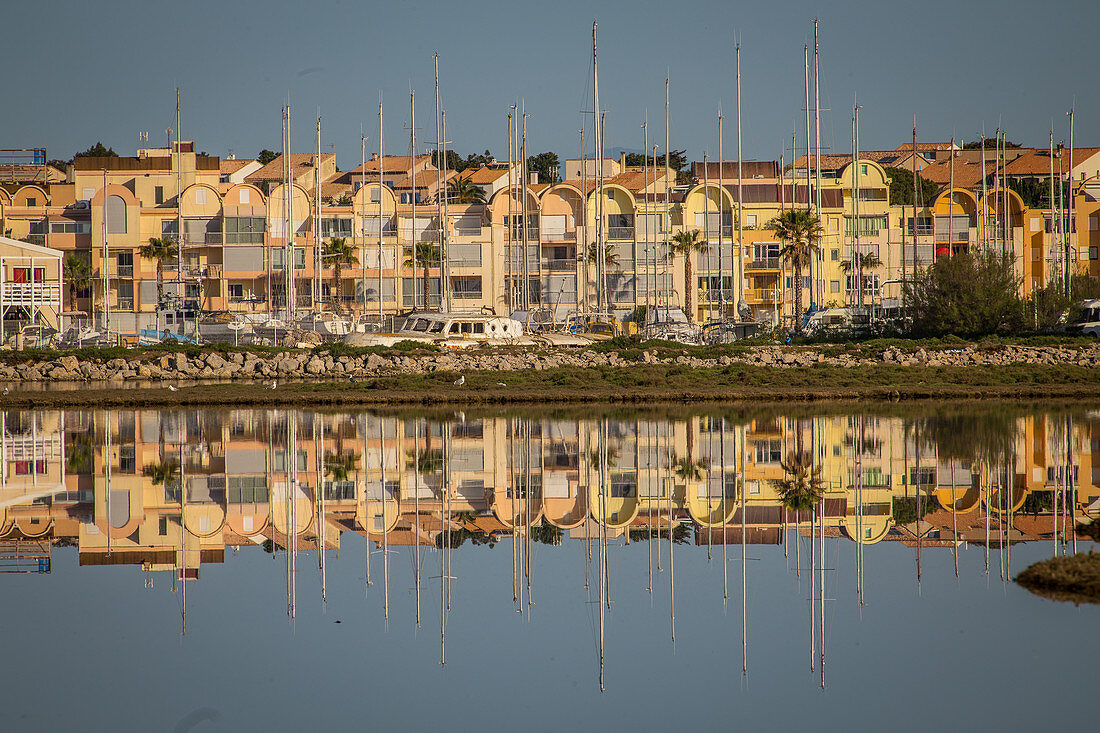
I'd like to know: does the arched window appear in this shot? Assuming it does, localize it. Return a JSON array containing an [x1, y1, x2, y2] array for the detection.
[[106, 195, 127, 234]]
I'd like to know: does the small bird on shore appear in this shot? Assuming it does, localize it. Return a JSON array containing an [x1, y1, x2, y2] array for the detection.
[[168, 385, 178, 392], [349, 376, 357, 383], [267, 380, 278, 390], [2, 387, 9, 395], [496, 382, 506, 386], [453, 375, 465, 386]]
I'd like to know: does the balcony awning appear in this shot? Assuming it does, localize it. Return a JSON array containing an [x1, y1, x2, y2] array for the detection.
[[224, 203, 266, 217]]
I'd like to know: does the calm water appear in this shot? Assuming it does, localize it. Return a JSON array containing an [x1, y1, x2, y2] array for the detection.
[[0, 405, 1096, 731]]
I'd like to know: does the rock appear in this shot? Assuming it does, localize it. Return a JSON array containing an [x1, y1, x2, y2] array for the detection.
[[305, 356, 325, 375]]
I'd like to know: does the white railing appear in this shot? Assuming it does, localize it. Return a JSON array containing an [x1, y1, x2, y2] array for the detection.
[[1, 283, 61, 307]]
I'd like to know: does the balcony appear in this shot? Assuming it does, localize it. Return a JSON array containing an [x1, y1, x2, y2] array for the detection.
[[116, 265, 134, 278], [543, 230, 578, 242], [606, 227, 634, 240], [745, 257, 781, 271], [544, 259, 578, 272], [183, 232, 223, 245], [744, 288, 779, 304]]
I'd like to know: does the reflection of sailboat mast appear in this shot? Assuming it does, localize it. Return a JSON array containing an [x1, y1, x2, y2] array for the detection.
[[413, 418, 421, 626], [597, 418, 607, 692], [179, 424, 186, 635], [382, 415, 389, 622], [318, 417, 327, 605], [667, 419, 675, 641], [721, 418, 728, 601], [740, 422, 747, 675]]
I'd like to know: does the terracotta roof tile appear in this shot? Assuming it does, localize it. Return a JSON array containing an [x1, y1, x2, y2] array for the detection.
[[245, 152, 335, 182]]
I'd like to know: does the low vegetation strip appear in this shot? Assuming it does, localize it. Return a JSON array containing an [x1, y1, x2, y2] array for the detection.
[[1015, 552, 1100, 605], [3, 362, 1100, 408]]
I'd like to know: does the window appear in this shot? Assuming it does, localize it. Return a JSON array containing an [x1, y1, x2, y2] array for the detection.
[[845, 216, 887, 236], [321, 217, 352, 238], [830, 248, 839, 261], [240, 188, 250, 204], [26, 197, 37, 207], [753, 440, 782, 464], [117, 251, 133, 277], [860, 164, 868, 175], [159, 517, 168, 536], [228, 283, 245, 300], [154, 186, 164, 204], [14, 460, 47, 475], [753, 243, 779, 260], [106, 195, 127, 234], [117, 281, 134, 310], [452, 276, 482, 299], [195, 188, 207, 205], [830, 280, 840, 293], [118, 445, 136, 473], [1090, 216, 1098, 231], [50, 221, 91, 234], [909, 467, 935, 485], [1091, 247, 1098, 261], [369, 187, 381, 203], [225, 217, 264, 244], [161, 220, 178, 236]]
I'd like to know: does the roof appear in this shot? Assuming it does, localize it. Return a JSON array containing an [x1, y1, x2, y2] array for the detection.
[[244, 152, 335, 183], [0, 235, 66, 259], [894, 142, 956, 152], [722, 183, 844, 208], [917, 159, 989, 189], [609, 169, 670, 191], [349, 154, 432, 175], [455, 164, 513, 185], [391, 169, 456, 190], [691, 161, 779, 180], [789, 154, 858, 172], [219, 159, 256, 175]]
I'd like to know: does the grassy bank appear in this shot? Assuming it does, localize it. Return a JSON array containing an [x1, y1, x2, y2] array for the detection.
[[4, 361, 1100, 408], [1016, 552, 1100, 605]]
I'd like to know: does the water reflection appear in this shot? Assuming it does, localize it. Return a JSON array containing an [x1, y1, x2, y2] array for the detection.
[[1, 406, 1096, 693]]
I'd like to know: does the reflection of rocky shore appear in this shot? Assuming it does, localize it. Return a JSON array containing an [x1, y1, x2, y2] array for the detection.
[[3, 342, 1100, 383], [1016, 551, 1100, 604]]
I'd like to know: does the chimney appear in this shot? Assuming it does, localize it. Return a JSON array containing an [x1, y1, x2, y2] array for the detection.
[[619, 152, 626, 169], [529, 172, 539, 185]]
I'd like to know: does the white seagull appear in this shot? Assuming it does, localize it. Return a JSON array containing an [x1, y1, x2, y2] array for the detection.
[[267, 380, 278, 390], [453, 375, 465, 386], [2, 387, 10, 395], [168, 385, 178, 392], [495, 382, 507, 387]]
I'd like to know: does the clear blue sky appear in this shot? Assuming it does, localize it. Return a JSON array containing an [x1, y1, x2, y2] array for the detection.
[[6, 0, 1097, 167]]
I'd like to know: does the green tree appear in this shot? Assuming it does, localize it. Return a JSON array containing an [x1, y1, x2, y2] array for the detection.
[[672, 455, 708, 481], [963, 139, 1021, 150], [668, 229, 709, 323], [322, 237, 359, 309], [63, 253, 91, 314], [531, 521, 564, 546], [769, 209, 823, 332], [403, 241, 441, 310], [838, 251, 882, 308], [904, 250, 1024, 337], [885, 167, 938, 207], [445, 175, 487, 204], [138, 236, 179, 328], [257, 149, 278, 165], [74, 142, 118, 159], [431, 150, 465, 172], [1004, 177, 1049, 209], [526, 151, 560, 184]]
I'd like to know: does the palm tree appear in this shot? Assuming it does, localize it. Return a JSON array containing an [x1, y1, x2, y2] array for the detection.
[[839, 251, 882, 309], [139, 236, 179, 330], [322, 237, 359, 311], [668, 229, 709, 323], [62, 253, 91, 315], [403, 241, 441, 310], [445, 176, 487, 205], [586, 242, 620, 268], [768, 210, 822, 333]]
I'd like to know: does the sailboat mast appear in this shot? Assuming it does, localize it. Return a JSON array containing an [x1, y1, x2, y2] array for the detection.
[[1068, 105, 1075, 300], [804, 45, 811, 211], [813, 20, 823, 305], [314, 114, 321, 312], [592, 21, 604, 312], [442, 109, 451, 312], [735, 44, 745, 317], [378, 102, 385, 323], [718, 111, 725, 318], [521, 109, 531, 312], [665, 75, 671, 319], [410, 91, 418, 310], [643, 117, 651, 314], [507, 110, 515, 312], [176, 88, 183, 325]]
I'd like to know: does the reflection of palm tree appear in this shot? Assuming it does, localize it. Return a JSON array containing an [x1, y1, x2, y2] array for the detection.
[[324, 451, 359, 481], [142, 460, 180, 486], [588, 445, 619, 470], [672, 455, 707, 481], [771, 451, 824, 512], [587, 242, 620, 268], [530, 521, 563, 545], [408, 448, 444, 476]]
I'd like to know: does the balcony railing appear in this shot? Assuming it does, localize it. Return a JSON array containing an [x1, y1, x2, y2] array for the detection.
[[606, 226, 634, 240], [183, 232, 222, 245], [745, 258, 781, 271], [542, 230, 577, 242], [545, 259, 578, 272], [116, 265, 134, 278], [744, 288, 779, 304], [508, 227, 540, 240]]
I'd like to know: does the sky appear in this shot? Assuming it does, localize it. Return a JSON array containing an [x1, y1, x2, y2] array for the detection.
[[5, 0, 1098, 169]]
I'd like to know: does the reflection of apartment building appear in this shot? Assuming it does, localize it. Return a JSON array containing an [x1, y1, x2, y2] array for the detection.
[[0, 410, 1096, 575]]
